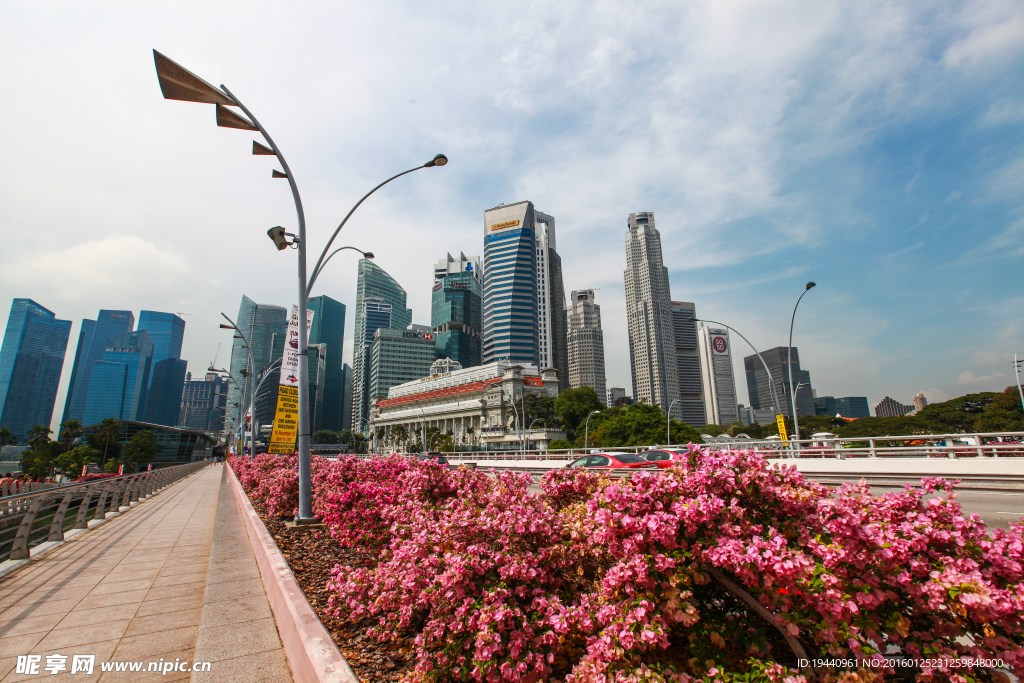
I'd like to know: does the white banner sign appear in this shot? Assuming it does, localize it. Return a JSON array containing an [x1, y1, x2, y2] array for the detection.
[[279, 305, 315, 387]]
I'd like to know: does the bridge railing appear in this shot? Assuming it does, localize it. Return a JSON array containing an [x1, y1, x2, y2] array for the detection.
[[307, 431, 1024, 462], [0, 460, 210, 564]]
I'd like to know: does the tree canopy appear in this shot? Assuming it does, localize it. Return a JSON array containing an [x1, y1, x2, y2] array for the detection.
[[553, 386, 604, 435], [584, 402, 703, 448]]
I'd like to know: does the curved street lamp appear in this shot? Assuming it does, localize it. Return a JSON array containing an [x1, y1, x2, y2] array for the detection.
[[219, 315, 256, 458], [695, 319, 783, 418], [584, 409, 600, 451], [788, 282, 816, 451], [307, 246, 373, 295], [153, 51, 447, 521], [667, 398, 680, 445], [497, 385, 523, 456]]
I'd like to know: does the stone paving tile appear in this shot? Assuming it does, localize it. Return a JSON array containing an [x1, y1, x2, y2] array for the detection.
[[0, 598, 81, 621], [56, 604, 142, 631], [193, 616, 283, 663], [34, 618, 132, 651], [196, 594, 273, 629], [123, 609, 201, 638], [145, 581, 208, 602], [135, 594, 204, 618], [1, 638, 120, 683], [151, 572, 208, 589], [0, 611, 67, 637], [97, 648, 195, 682], [75, 589, 150, 612], [111, 625, 199, 660], [192, 647, 293, 683]]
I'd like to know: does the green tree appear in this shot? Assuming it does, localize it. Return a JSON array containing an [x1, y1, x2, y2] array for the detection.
[[548, 438, 574, 450], [521, 394, 559, 429], [122, 430, 159, 470], [916, 391, 997, 432], [585, 403, 703, 448], [337, 429, 353, 444], [93, 417, 122, 467], [973, 386, 1024, 432], [59, 419, 83, 453], [311, 430, 339, 444], [26, 424, 53, 450], [20, 439, 62, 479], [553, 386, 605, 436], [56, 445, 102, 476], [0, 427, 16, 449]]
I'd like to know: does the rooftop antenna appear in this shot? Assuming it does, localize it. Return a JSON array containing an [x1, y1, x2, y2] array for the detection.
[[210, 342, 221, 369]]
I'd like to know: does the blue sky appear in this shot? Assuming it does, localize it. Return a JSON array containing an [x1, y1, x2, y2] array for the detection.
[[0, 1, 1022, 431]]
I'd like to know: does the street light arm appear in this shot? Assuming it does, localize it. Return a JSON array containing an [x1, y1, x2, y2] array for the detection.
[[308, 246, 372, 296], [697, 319, 782, 416], [788, 283, 815, 445], [307, 165, 426, 294]]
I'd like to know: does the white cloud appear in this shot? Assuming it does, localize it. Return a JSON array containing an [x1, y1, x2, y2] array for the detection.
[[945, 7, 1024, 67], [957, 370, 1010, 389]]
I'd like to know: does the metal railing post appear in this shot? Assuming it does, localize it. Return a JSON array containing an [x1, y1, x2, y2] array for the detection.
[[868, 439, 876, 458], [93, 482, 112, 520], [47, 489, 77, 541], [74, 485, 97, 529], [10, 494, 50, 560]]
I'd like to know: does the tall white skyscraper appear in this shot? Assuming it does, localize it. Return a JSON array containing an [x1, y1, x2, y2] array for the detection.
[[623, 212, 679, 410], [434, 252, 482, 286], [697, 323, 739, 425], [566, 289, 606, 400]]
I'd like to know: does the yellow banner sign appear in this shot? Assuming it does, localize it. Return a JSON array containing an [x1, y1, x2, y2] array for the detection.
[[776, 414, 789, 445], [490, 219, 520, 230], [268, 386, 299, 454]]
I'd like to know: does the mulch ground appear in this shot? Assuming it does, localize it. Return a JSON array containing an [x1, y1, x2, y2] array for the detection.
[[252, 501, 417, 682]]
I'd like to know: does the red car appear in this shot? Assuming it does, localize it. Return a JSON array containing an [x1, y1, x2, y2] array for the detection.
[[639, 449, 688, 468], [565, 453, 660, 470]]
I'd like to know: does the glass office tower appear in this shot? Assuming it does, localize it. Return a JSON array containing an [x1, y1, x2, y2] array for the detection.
[[431, 270, 482, 368], [307, 295, 346, 432], [82, 330, 154, 425], [483, 201, 539, 365], [226, 296, 287, 433], [63, 310, 134, 423], [0, 299, 72, 442], [352, 298, 392, 432], [137, 311, 187, 426]]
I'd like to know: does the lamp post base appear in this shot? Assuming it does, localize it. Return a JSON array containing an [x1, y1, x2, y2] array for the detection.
[[286, 517, 326, 530]]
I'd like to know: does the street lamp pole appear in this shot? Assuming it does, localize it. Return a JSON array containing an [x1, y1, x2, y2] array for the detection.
[[1015, 355, 1024, 413], [667, 398, 680, 445], [153, 51, 447, 522], [584, 409, 600, 451], [498, 385, 523, 456], [220, 314, 256, 458], [788, 282, 816, 451]]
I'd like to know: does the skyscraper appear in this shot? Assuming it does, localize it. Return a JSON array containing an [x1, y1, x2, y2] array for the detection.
[[743, 347, 815, 418], [483, 201, 539, 366], [834, 396, 870, 419], [566, 290, 606, 401], [179, 371, 227, 432], [432, 257, 482, 369], [875, 396, 913, 418], [307, 295, 347, 432], [340, 363, 353, 432], [352, 259, 412, 356], [352, 297, 393, 432], [226, 296, 288, 433], [63, 310, 134, 423], [0, 299, 71, 441], [697, 324, 739, 425], [911, 393, 928, 411], [535, 212, 568, 388], [623, 212, 679, 410], [670, 302, 706, 428], [369, 328, 436, 401], [434, 252, 482, 287], [83, 330, 154, 425], [137, 311, 187, 427]]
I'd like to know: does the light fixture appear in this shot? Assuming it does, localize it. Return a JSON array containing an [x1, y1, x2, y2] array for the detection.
[[425, 154, 448, 167]]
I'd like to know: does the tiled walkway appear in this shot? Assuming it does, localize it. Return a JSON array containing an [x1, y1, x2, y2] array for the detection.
[[0, 464, 293, 682]]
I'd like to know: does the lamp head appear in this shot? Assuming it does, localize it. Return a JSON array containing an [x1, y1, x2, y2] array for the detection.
[[805, 281, 816, 290], [363, 251, 374, 259], [267, 226, 289, 251], [425, 153, 448, 168]]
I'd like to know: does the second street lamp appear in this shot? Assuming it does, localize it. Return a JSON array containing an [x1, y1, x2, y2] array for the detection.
[[788, 282, 816, 452], [153, 50, 447, 522]]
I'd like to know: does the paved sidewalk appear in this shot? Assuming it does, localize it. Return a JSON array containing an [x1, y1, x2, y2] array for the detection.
[[0, 464, 293, 682]]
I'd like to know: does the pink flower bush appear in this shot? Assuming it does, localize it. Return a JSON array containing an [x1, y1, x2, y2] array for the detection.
[[230, 448, 1024, 683]]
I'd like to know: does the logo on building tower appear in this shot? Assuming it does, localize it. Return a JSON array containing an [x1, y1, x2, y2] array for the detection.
[[712, 336, 728, 354]]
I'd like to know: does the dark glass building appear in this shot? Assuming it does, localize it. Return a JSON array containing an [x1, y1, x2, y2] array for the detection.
[[431, 270, 482, 368], [307, 295, 346, 432], [835, 396, 870, 419], [179, 372, 227, 432], [483, 201, 540, 366], [743, 347, 815, 418], [0, 299, 72, 442], [62, 310, 134, 423], [369, 329, 437, 401], [341, 363, 353, 432], [82, 420, 217, 465], [137, 311, 187, 427], [352, 297, 392, 432], [226, 296, 287, 433], [670, 301, 706, 428], [83, 331, 154, 425]]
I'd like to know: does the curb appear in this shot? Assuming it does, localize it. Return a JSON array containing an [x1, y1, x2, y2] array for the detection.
[[225, 464, 358, 683]]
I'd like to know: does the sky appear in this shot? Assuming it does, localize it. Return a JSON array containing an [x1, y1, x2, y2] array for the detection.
[[1, 0, 1022, 433]]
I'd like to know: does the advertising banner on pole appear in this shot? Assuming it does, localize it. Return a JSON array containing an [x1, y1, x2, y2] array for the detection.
[[267, 304, 315, 454], [776, 414, 789, 445]]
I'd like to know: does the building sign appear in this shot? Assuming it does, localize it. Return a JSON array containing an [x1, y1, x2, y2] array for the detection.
[[711, 336, 728, 354], [268, 386, 299, 454], [446, 281, 468, 289], [490, 219, 520, 231], [433, 282, 443, 292], [402, 331, 433, 340]]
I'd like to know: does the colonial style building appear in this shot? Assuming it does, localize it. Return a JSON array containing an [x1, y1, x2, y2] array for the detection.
[[370, 360, 565, 452]]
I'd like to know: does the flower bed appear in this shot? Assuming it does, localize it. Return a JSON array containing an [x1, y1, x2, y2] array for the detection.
[[231, 447, 1023, 683]]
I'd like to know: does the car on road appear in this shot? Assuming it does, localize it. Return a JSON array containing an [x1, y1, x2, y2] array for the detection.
[[565, 453, 660, 470], [416, 452, 449, 465], [639, 449, 688, 468]]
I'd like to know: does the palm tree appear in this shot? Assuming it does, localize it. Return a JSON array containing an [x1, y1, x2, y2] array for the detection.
[[96, 418, 121, 468], [26, 425, 52, 450], [0, 427, 15, 449], [392, 425, 408, 453], [60, 420, 83, 453]]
